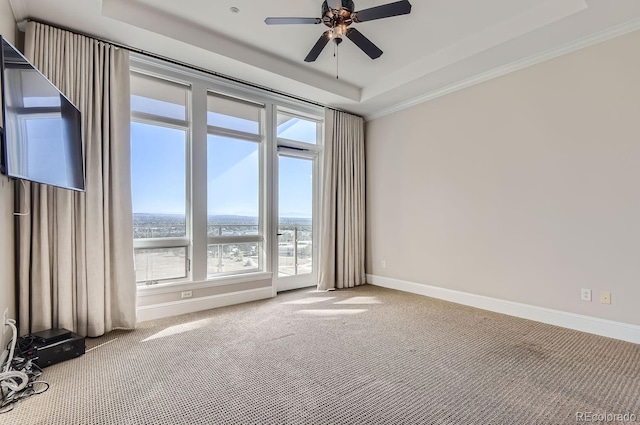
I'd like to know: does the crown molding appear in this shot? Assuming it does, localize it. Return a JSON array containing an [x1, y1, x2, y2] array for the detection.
[[8, 0, 28, 21], [365, 17, 640, 121], [362, 0, 588, 103]]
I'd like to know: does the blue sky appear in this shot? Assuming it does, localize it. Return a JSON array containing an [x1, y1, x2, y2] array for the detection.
[[279, 155, 313, 218], [131, 102, 316, 218]]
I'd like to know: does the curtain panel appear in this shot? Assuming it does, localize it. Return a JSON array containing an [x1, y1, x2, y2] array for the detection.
[[17, 21, 136, 336], [318, 109, 366, 290]]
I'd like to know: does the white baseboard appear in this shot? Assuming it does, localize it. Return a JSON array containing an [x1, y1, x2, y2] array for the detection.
[[367, 274, 640, 344], [137, 287, 273, 322]]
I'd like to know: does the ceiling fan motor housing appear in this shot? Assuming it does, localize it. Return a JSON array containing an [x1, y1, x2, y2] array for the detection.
[[322, 0, 355, 28], [323, 0, 355, 13]]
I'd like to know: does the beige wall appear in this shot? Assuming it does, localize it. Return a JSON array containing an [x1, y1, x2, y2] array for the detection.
[[0, 0, 16, 356], [366, 30, 640, 326]]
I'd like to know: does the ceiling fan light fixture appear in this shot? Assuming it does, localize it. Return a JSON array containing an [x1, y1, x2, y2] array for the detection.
[[265, 0, 412, 62]]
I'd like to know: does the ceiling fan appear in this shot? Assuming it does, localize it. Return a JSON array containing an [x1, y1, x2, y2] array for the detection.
[[265, 0, 412, 63]]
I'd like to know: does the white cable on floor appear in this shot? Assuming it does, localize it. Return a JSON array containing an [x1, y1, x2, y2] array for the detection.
[[1, 319, 28, 391], [2, 320, 19, 373]]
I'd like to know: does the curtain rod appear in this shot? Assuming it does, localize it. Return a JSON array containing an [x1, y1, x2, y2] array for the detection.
[[18, 19, 355, 116]]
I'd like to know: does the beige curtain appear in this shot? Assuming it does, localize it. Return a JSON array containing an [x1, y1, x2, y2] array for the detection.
[[17, 22, 136, 336], [318, 109, 366, 290]]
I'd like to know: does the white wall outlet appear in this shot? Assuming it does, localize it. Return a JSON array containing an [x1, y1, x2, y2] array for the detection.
[[2, 308, 8, 334], [181, 291, 193, 299], [600, 291, 611, 305], [381, 260, 386, 269], [581, 288, 592, 302]]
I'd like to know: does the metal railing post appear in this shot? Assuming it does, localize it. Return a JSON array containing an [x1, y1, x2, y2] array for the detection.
[[217, 226, 222, 272], [294, 227, 298, 276]]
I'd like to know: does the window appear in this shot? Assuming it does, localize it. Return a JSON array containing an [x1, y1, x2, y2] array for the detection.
[[207, 94, 260, 134], [276, 110, 321, 279], [130, 55, 323, 288], [131, 73, 187, 120], [206, 94, 264, 277], [130, 72, 190, 284], [277, 112, 320, 145]]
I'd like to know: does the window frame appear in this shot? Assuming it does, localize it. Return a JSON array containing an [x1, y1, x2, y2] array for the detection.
[[130, 70, 192, 285], [130, 53, 324, 293], [276, 109, 323, 148], [274, 108, 323, 288], [205, 91, 266, 278]]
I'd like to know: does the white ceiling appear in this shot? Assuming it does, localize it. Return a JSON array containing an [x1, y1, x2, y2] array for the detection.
[[7, 0, 640, 118]]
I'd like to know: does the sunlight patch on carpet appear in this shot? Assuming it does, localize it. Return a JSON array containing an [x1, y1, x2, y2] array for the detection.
[[295, 309, 367, 316], [282, 297, 336, 305], [142, 318, 213, 342], [334, 296, 382, 305]]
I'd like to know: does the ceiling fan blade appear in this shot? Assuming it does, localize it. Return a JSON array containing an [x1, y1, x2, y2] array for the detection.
[[353, 0, 412, 22], [305, 31, 332, 62], [327, 0, 343, 10], [265, 17, 322, 25], [345, 28, 383, 59]]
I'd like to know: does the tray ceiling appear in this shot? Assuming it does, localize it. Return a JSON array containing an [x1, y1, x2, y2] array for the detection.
[[7, 0, 640, 118]]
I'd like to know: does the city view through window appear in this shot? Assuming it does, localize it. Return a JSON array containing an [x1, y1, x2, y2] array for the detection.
[[132, 214, 312, 281], [131, 78, 318, 284]]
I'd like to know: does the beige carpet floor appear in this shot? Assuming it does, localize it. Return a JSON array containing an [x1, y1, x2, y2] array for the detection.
[[3, 284, 640, 424]]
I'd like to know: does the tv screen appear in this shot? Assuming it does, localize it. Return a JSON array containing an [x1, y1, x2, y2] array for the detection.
[[0, 36, 85, 191]]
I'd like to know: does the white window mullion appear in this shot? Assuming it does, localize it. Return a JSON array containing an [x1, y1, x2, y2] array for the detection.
[[190, 82, 209, 282], [131, 112, 188, 129], [208, 235, 263, 245], [266, 103, 277, 291], [207, 126, 263, 143], [134, 238, 190, 249]]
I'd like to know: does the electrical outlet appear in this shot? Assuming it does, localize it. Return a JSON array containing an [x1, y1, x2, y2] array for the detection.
[[600, 291, 611, 305], [2, 308, 8, 334], [581, 288, 592, 302], [381, 260, 386, 269], [181, 291, 193, 299]]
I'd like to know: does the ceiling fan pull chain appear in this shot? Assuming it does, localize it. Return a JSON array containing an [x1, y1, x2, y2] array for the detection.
[[337, 43, 340, 79]]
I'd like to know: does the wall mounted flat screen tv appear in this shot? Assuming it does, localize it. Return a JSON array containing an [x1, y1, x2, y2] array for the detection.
[[0, 36, 85, 191]]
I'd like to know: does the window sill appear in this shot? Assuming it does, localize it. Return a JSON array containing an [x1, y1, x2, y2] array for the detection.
[[137, 271, 273, 297]]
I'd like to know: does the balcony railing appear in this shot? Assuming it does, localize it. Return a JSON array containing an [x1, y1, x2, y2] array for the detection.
[[133, 221, 312, 282], [278, 227, 312, 277]]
